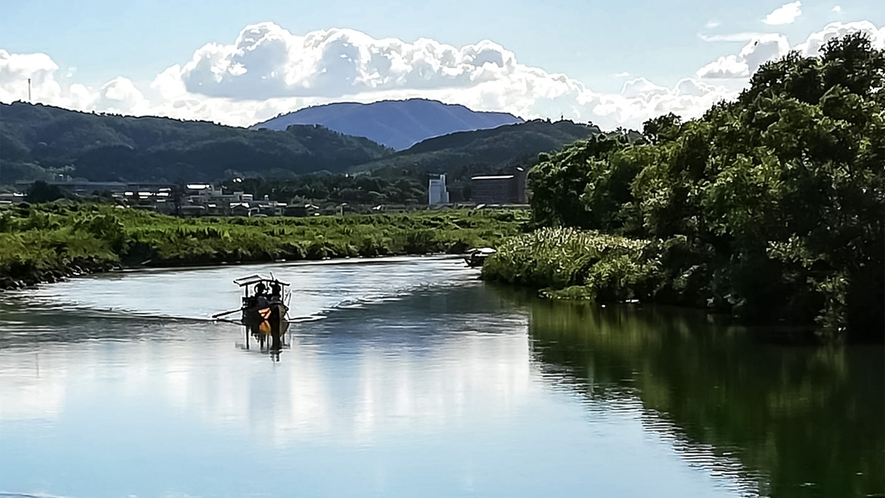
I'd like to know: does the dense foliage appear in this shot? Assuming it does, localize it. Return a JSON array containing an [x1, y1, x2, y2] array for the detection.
[[0, 203, 527, 288], [493, 34, 884, 338], [0, 102, 393, 183]]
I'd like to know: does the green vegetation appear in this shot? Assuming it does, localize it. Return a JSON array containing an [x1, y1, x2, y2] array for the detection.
[[485, 34, 884, 338], [0, 102, 393, 183], [0, 203, 527, 288], [483, 227, 658, 301]]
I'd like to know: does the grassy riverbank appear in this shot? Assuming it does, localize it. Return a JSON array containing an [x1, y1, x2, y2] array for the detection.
[[482, 227, 707, 307], [482, 227, 659, 302], [0, 203, 528, 288]]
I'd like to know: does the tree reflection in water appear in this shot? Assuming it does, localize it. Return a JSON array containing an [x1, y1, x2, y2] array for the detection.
[[516, 293, 883, 498]]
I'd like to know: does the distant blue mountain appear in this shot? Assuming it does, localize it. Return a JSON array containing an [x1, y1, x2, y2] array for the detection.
[[251, 99, 524, 151]]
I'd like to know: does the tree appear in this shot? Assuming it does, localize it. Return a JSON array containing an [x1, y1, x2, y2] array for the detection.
[[26, 181, 64, 203]]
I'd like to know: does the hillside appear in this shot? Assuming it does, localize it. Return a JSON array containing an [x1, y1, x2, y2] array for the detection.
[[354, 119, 601, 175], [251, 98, 523, 150], [0, 102, 393, 184]]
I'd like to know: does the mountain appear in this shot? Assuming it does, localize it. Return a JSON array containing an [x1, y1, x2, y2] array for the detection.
[[251, 99, 523, 151], [0, 102, 393, 183], [353, 119, 602, 175]]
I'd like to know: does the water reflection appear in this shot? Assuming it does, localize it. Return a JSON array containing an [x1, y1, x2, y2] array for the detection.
[[519, 294, 885, 498], [1, 259, 881, 498]]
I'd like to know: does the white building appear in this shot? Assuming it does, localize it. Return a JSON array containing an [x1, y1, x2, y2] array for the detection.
[[428, 174, 450, 205]]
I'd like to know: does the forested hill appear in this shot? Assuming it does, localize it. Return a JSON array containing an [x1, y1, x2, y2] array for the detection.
[[353, 119, 602, 174], [0, 102, 393, 183], [251, 99, 523, 150]]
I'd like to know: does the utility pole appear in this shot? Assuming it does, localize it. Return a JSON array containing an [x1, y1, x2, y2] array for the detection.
[[28, 78, 31, 102]]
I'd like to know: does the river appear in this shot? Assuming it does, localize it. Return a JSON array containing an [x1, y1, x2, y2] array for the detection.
[[0, 256, 881, 498]]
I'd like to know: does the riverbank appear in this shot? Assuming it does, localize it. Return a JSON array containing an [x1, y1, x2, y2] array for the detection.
[[0, 203, 528, 290], [481, 227, 882, 341]]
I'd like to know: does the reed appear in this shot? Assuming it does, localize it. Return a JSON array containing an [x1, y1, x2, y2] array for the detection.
[[0, 203, 528, 288], [481, 227, 661, 302]]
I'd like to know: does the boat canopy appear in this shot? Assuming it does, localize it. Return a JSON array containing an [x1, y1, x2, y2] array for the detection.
[[233, 274, 290, 287]]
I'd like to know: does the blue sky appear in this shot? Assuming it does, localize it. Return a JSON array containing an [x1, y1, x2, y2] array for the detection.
[[0, 0, 882, 128]]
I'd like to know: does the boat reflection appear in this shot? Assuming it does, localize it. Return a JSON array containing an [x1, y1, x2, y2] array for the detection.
[[242, 313, 291, 361]]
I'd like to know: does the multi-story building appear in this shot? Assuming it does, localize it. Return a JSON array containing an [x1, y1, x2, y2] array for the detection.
[[428, 174, 450, 205]]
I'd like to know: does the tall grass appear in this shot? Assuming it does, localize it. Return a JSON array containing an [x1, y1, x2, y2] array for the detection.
[[482, 227, 662, 302], [0, 203, 528, 286]]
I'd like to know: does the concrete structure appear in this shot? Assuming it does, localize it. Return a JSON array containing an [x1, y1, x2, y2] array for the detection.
[[471, 169, 527, 204], [183, 185, 285, 217], [428, 174, 450, 205]]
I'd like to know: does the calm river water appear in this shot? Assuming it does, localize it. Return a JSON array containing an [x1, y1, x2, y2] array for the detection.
[[0, 256, 881, 498]]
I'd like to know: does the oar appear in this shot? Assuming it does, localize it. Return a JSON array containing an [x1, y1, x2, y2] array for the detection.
[[212, 308, 243, 319]]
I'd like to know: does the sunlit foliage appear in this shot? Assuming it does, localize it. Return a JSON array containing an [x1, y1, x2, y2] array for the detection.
[[496, 34, 884, 337], [0, 203, 528, 287]]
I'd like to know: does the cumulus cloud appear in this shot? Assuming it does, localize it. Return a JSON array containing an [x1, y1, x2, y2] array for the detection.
[[764, 1, 803, 25], [170, 23, 529, 100], [795, 20, 885, 55], [0, 49, 61, 102], [697, 33, 791, 78], [0, 19, 882, 132]]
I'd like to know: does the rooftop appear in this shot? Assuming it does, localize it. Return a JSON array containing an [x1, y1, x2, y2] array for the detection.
[[471, 175, 515, 180]]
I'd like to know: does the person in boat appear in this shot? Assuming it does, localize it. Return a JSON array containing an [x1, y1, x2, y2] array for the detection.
[[270, 281, 281, 300], [252, 281, 268, 309]]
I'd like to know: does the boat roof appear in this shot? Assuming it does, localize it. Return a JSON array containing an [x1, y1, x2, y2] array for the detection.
[[233, 274, 290, 287]]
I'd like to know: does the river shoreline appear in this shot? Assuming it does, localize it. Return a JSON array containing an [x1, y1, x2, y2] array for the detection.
[[0, 203, 526, 291], [0, 250, 471, 291]]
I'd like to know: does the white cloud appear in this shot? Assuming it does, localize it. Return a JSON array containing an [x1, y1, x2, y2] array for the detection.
[[697, 55, 748, 79], [95, 77, 149, 114], [0, 49, 63, 103], [697, 33, 791, 78], [705, 20, 721, 29], [0, 19, 882, 132], [832, 6, 841, 12], [795, 20, 885, 56], [764, 1, 803, 25]]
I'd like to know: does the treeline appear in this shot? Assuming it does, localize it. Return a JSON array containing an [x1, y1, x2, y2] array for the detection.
[[0, 103, 393, 183], [484, 34, 884, 338], [220, 173, 428, 207], [0, 203, 528, 289]]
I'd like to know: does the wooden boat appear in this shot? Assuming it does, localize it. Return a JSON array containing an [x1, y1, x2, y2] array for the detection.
[[232, 274, 290, 328], [464, 247, 496, 268]]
